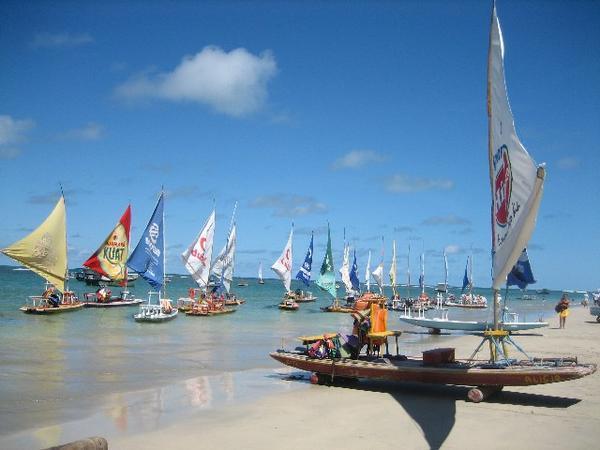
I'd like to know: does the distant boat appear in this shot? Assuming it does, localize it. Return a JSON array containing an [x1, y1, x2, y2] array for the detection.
[[237, 281, 249, 287], [293, 232, 317, 302], [272, 225, 298, 310], [129, 192, 177, 322], [1, 195, 83, 314], [258, 262, 265, 284]]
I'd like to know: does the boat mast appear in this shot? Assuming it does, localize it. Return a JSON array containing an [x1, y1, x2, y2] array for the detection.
[[487, 4, 499, 330], [60, 184, 69, 293], [162, 189, 167, 300], [406, 242, 411, 300]]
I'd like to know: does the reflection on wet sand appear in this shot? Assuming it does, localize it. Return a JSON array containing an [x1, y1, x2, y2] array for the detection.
[[0, 369, 307, 449]]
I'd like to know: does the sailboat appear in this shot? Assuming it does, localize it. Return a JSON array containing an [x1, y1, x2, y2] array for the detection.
[[258, 262, 265, 285], [445, 255, 487, 309], [388, 240, 400, 309], [318, 225, 348, 312], [129, 192, 177, 322], [81, 205, 143, 307], [338, 240, 361, 308], [2, 195, 83, 314], [270, 4, 595, 397], [272, 225, 297, 310], [178, 209, 223, 315], [292, 232, 317, 302], [211, 204, 244, 306]]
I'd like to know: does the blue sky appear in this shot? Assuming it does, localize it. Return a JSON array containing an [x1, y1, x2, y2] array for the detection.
[[1, 1, 598, 290]]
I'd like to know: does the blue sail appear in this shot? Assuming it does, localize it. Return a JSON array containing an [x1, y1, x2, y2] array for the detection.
[[127, 192, 165, 289], [461, 259, 470, 293], [296, 233, 313, 286], [349, 249, 360, 292], [507, 248, 536, 289]]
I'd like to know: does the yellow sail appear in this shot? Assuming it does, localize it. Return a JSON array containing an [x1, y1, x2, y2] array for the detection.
[[1, 196, 67, 292]]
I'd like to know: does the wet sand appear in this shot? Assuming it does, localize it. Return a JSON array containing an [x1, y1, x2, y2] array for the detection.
[[111, 306, 600, 449]]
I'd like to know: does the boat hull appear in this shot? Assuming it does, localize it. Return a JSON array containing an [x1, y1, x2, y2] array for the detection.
[[186, 307, 237, 316], [83, 299, 144, 308], [133, 309, 178, 322], [398, 316, 549, 332], [20, 303, 84, 314], [270, 351, 596, 387]]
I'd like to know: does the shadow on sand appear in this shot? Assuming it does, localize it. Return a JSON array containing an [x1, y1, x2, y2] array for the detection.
[[273, 372, 582, 450]]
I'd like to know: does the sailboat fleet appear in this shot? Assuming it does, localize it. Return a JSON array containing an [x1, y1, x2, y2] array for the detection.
[[3, 3, 595, 404], [270, 3, 595, 396]]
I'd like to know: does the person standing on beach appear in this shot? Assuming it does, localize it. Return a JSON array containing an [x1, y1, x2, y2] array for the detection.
[[555, 294, 570, 329]]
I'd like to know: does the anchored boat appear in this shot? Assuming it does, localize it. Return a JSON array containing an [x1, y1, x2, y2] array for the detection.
[[2, 195, 83, 314]]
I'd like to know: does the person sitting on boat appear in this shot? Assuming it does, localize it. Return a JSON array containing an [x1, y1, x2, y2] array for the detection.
[[42, 286, 60, 307], [162, 299, 173, 314], [96, 287, 111, 303]]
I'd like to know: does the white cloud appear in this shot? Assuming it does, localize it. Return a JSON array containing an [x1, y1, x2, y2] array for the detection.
[[0, 115, 34, 159], [385, 174, 454, 193], [31, 32, 94, 48], [0, 115, 34, 145], [60, 122, 103, 141], [250, 194, 328, 217], [115, 46, 278, 117], [556, 157, 580, 170], [444, 245, 461, 255], [332, 150, 385, 170]]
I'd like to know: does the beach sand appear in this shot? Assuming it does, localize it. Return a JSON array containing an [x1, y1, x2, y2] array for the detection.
[[109, 306, 600, 449]]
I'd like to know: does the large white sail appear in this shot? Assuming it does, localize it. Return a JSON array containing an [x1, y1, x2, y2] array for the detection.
[[365, 250, 372, 292], [488, 5, 545, 290], [371, 263, 384, 295], [271, 226, 293, 293], [212, 224, 237, 293], [181, 210, 215, 288]]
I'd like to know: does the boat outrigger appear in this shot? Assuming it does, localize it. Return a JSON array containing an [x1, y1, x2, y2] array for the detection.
[[270, 4, 596, 399]]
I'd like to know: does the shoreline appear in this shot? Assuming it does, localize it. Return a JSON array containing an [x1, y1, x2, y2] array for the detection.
[[3, 306, 598, 449]]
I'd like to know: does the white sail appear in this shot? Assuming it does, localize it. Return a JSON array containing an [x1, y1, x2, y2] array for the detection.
[[489, 5, 545, 290], [443, 250, 448, 290], [212, 224, 237, 293], [371, 263, 384, 295], [271, 226, 293, 292], [365, 250, 372, 292], [181, 210, 215, 288], [258, 262, 263, 282], [388, 240, 397, 295], [339, 244, 353, 294]]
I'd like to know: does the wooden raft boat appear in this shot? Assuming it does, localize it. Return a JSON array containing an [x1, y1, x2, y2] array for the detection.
[[186, 307, 237, 316], [21, 302, 84, 314], [270, 351, 596, 387]]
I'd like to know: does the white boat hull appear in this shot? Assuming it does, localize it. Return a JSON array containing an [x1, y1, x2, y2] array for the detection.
[[399, 316, 548, 332]]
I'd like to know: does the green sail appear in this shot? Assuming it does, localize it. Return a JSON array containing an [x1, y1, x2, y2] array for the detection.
[[316, 225, 337, 299]]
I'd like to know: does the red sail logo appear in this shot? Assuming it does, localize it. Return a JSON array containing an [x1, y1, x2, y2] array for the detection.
[[494, 146, 512, 227]]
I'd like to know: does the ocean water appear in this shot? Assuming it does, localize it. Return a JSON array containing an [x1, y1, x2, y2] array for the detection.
[[0, 265, 572, 441]]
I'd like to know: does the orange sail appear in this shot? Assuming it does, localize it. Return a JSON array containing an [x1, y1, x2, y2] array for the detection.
[[83, 205, 131, 282]]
